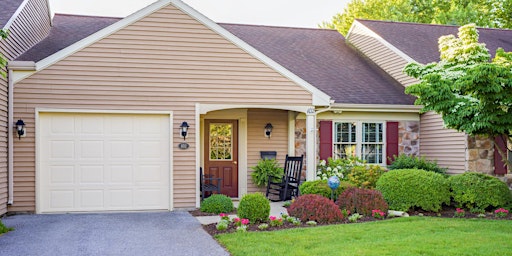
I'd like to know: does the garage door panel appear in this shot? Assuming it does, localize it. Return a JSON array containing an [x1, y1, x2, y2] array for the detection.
[[40, 113, 171, 213]]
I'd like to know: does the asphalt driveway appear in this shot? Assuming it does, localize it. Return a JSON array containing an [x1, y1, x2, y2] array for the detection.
[[0, 211, 229, 256]]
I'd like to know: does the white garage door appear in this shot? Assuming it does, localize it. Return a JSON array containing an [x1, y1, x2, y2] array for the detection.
[[39, 112, 171, 213]]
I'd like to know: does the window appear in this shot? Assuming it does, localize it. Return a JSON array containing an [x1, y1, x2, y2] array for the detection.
[[333, 121, 385, 164]]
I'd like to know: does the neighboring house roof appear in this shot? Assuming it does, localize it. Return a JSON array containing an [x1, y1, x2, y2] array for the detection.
[[221, 23, 415, 105], [358, 19, 512, 64], [0, 0, 25, 28], [16, 14, 120, 62]]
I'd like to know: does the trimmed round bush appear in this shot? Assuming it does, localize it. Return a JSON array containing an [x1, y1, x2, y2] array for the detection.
[[347, 165, 386, 189], [288, 194, 343, 224], [449, 172, 512, 210], [376, 169, 450, 212], [237, 193, 270, 223], [200, 194, 234, 214], [299, 179, 353, 200], [336, 187, 388, 216]]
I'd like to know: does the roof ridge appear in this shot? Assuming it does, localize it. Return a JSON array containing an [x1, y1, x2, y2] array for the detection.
[[218, 22, 335, 32], [54, 13, 122, 20]]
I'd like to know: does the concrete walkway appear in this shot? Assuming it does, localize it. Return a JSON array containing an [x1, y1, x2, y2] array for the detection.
[[196, 201, 288, 225], [0, 211, 229, 256]]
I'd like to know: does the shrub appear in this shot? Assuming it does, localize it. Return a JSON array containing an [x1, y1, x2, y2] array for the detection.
[[317, 157, 364, 181], [237, 193, 271, 223], [299, 179, 353, 199], [288, 194, 343, 224], [376, 169, 450, 212], [336, 187, 388, 216], [200, 194, 234, 214], [347, 165, 386, 189], [449, 172, 512, 210], [388, 154, 447, 174], [251, 158, 284, 187]]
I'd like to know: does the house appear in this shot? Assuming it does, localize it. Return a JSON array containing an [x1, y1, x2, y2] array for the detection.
[[346, 19, 512, 178], [0, 0, 507, 215]]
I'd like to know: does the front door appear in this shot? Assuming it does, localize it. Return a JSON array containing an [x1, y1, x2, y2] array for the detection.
[[204, 120, 238, 197]]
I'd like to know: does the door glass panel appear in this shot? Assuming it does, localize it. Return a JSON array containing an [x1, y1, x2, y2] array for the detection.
[[209, 123, 233, 160]]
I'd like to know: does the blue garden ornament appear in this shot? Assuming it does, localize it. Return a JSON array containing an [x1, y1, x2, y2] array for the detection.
[[327, 176, 340, 200]]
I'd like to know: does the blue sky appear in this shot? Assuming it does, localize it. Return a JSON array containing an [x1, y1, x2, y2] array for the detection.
[[48, 0, 349, 28]]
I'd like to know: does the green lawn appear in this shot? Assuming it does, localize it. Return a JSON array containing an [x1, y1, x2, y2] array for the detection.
[[216, 217, 512, 256]]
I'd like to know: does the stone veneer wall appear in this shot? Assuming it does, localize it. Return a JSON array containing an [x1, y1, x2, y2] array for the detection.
[[466, 135, 494, 175], [294, 120, 420, 162], [398, 121, 420, 157]]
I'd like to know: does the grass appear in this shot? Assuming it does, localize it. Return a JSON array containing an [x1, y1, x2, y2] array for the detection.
[[216, 217, 512, 255]]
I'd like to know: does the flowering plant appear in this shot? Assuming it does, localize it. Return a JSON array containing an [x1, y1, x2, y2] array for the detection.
[[219, 213, 229, 221], [233, 217, 250, 227], [371, 209, 386, 219], [495, 208, 509, 218], [269, 216, 283, 227], [316, 157, 364, 181], [454, 208, 465, 218]]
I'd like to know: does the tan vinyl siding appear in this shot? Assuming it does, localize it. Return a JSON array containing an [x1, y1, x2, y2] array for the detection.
[[347, 22, 418, 86], [0, 0, 51, 215], [11, 4, 312, 211], [247, 109, 289, 193], [420, 111, 466, 174]]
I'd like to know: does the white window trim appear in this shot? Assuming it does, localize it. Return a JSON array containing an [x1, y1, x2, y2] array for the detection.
[[333, 120, 387, 165]]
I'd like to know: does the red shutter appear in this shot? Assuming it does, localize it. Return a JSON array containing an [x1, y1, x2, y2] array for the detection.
[[494, 136, 508, 175], [319, 121, 333, 161], [386, 122, 399, 165]]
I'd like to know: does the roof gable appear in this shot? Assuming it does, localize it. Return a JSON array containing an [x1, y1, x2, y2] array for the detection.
[[12, 0, 330, 106], [222, 24, 415, 105], [358, 19, 512, 64]]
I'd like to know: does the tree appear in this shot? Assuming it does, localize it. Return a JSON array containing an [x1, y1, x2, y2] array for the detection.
[[321, 0, 512, 36], [403, 24, 512, 166], [0, 29, 8, 78]]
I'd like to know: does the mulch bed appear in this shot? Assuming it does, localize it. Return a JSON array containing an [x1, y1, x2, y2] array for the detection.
[[191, 206, 511, 237]]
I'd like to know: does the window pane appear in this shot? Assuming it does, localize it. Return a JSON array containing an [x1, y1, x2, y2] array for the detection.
[[334, 144, 356, 159], [361, 144, 383, 164], [209, 123, 232, 160]]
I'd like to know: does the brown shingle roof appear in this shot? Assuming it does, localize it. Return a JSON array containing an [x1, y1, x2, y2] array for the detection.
[[0, 0, 25, 28], [358, 19, 512, 64], [16, 14, 120, 61], [221, 23, 415, 105]]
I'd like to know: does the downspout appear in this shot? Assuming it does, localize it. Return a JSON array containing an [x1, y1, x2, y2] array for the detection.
[[7, 68, 14, 204], [7, 61, 36, 205]]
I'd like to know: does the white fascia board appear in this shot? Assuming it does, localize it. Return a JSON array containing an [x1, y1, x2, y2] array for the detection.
[[170, 0, 331, 106], [348, 20, 416, 63], [13, 0, 173, 84], [330, 103, 422, 113], [3, 0, 30, 30]]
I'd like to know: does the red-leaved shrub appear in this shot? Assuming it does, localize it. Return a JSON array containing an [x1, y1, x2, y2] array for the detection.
[[336, 187, 388, 216], [288, 194, 343, 224]]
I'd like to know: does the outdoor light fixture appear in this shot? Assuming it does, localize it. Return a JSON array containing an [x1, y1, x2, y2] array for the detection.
[[180, 121, 189, 140], [15, 119, 25, 140], [264, 123, 273, 138]]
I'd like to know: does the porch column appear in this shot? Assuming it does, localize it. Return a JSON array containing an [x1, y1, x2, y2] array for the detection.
[[305, 108, 317, 181]]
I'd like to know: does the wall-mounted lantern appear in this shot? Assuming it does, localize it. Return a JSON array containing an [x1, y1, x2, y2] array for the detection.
[[180, 121, 189, 140], [15, 119, 25, 140], [264, 123, 273, 139]]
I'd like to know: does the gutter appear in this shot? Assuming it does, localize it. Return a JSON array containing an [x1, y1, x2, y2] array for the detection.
[[7, 61, 36, 205], [330, 103, 422, 113]]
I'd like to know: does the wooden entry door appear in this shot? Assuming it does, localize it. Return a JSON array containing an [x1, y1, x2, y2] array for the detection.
[[205, 120, 238, 197]]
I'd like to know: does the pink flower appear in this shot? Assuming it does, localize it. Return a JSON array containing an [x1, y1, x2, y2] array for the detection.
[[241, 219, 250, 225], [219, 213, 227, 217], [269, 216, 276, 221], [234, 217, 240, 223]]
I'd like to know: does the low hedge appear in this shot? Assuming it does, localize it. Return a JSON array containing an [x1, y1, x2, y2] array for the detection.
[[200, 194, 234, 214], [449, 172, 512, 210], [376, 169, 450, 212], [237, 193, 270, 223], [299, 179, 353, 200]]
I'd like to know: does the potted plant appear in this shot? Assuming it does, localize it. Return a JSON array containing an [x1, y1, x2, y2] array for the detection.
[[251, 158, 283, 187]]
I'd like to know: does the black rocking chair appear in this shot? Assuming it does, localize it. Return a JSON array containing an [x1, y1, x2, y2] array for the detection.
[[200, 167, 222, 200], [265, 155, 304, 202]]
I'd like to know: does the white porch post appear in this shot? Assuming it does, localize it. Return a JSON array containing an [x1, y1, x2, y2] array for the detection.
[[305, 108, 317, 181]]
